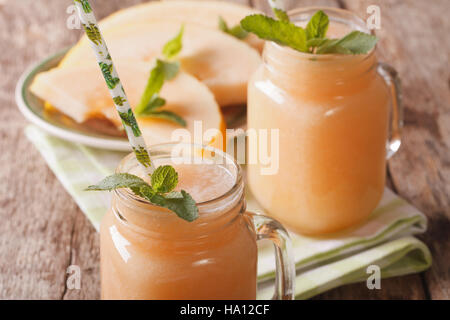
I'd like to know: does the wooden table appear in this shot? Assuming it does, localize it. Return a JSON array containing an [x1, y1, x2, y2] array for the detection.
[[0, 0, 448, 300]]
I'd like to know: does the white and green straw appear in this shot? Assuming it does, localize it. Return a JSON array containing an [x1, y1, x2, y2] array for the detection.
[[72, 0, 155, 174]]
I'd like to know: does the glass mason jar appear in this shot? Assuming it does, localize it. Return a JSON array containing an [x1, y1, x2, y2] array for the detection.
[[100, 143, 295, 300], [247, 7, 402, 235]]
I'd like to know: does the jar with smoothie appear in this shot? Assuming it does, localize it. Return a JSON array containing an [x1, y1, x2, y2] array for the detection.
[[246, 7, 402, 235], [99, 143, 295, 299]]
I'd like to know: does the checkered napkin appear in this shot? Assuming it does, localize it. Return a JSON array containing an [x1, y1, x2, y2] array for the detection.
[[25, 125, 432, 299]]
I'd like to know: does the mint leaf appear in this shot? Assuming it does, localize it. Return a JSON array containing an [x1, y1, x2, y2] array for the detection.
[[136, 61, 185, 125], [158, 190, 199, 222], [139, 189, 198, 222], [306, 10, 329, 40], [165, 191, 184, 199], [144, 95, 166, 112], [162, 25, 184, 60], [316, 38, 352, 54], [306, 38, 329, 49], [241, 14, 307, 52], [136, 27, 184, 122], [317, 31, 378, 54], [241, 10, 378, 55], [218, 16, 228, 32], [135, 61, 165, 115], [228, 25, 249, 39], [137, 183, 156, 200], [136, 26, 183, 115], [86, 170, 199, 222], [218, 16, 248, 40], [159, 60, 180, 80], [144, 110, 186, 127], [140, 187, 197, 222], [273, 8, 289, 22], [151, 165, 178, 193], [86, 173, 147, 191]]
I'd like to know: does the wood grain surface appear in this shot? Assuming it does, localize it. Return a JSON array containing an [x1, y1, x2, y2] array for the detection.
[[0, 0, 448, 300]]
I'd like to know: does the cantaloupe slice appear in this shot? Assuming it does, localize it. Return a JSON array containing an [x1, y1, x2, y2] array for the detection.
[[66, 0, 263, 53], [59, 22, 262, 107], [29, 60, 225, 149]]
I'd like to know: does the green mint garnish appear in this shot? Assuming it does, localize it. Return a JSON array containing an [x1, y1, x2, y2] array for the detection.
[[162, 26, 184, 59], [86, 173, 148, 191], [135, 26, 186, 127], [151, 165, 178, 193], [159, 59, 181, 80], [273, 8, 289, 22], [315, 31, 378, 54], [240, 10, 377, 55], [305, 10, 329, 40], [218, 16, 249, 40], [86, 169, 199, 222], [240, 14, 308, 52], [140, 110, 186, 127], [135, 59, 165, 113]]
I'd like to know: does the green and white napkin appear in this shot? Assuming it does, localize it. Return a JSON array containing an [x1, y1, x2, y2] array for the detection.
[[25, 125, 432, 299]]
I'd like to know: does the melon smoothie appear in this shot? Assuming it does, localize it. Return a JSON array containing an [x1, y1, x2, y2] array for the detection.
[[245, 8, 402, 235], [100, 144, 295, 300]]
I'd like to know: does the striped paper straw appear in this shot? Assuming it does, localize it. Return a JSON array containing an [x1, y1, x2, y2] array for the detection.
[[72, 0, 155, 174]]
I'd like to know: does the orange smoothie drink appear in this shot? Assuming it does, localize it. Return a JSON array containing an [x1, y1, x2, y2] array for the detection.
[[100, 144, 295, 300], [247, 8, 402, 235]]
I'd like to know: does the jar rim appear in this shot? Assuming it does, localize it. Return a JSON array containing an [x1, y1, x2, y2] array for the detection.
[[114, 142, 244, 210], [110, 143, 245, 239]]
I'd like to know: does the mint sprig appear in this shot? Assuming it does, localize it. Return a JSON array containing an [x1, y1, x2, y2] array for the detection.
[[273, 8, 289, 22], [305, 10, 329, 40], [151, 165, 178, 193], [162, 26, 184, 59], [218, 16, 248, 40], [86, 168, 199, 222], [240, 15, 308, 52], [240, 10, 377, 55], [315, 31, 378, 54], [135, 26, 186, 127]]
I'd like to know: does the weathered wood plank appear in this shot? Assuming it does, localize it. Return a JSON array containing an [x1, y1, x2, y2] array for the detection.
[[314, 274, 427, 300], [0, 0, 152, 300], [62, 211, 100, 300]]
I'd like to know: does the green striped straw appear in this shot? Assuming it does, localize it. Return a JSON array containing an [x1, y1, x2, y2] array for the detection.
[[72, 0, 155, 174]]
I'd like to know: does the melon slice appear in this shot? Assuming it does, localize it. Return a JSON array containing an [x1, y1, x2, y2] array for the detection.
[[67, 0, 263, 53], [59, 22, 262, 107], [29, 60, 225, 149]]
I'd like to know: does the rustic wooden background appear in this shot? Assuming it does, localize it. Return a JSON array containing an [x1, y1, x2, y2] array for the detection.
[[0, 0, 448, 300]]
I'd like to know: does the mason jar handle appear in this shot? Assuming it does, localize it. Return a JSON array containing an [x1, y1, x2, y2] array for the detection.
[[377, 62, 403, 159], [246, 212, 295, 300]]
